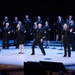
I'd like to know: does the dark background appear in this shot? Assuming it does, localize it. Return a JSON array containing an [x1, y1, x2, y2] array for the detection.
[[0, 0, 75, 40]]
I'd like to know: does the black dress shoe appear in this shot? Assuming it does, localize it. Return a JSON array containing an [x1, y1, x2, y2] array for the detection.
[[7, 47, 9, 49], [16, 47, 19, 49], [72, 50, 75, 51], [2, 47, 5, 49], [43, 53, 46, 55], [63, 55, 66, 57], [43, 54, 46, 56], [31, 53, 35, 55], [68, 55, 71, 57]]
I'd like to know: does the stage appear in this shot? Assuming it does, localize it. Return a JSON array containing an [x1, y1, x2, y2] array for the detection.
[[0, 40, 75, 74]]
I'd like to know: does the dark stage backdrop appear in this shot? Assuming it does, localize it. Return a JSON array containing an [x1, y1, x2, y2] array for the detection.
[[0, 0, 75, 40]]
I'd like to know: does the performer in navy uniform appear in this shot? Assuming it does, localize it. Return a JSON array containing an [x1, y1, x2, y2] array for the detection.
[[66, 15, 74, 27], [36, 16, 44, 26], [31, 23, 46, 55], [69, 20, 75, 51], [2, 16, 10, 30], [62, 23, 72, 57], [31, 22, 37, 40], [56, 16, 64, 42], [43, 21, 51, 48], [2, 23, 11, 49], [23, 15, 32, 43], [12, 16, 19, 45]]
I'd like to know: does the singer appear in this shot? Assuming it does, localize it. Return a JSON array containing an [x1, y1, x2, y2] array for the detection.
[[31, 23, 46, 55]]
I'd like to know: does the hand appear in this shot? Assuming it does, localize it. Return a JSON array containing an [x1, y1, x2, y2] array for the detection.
[[56, 30, 57, 32], [44, 31, 46, 33], [30, 33, 33, 35], [54, 23, 55, 25], [70, 28, 73, 32], [62, 35, 63, 40], [34, 39, 35, 41], [40, 39, 43, 42], [3, 21, 5, 25], [24, 31, 26, 33], [8, 31, 10, 34]]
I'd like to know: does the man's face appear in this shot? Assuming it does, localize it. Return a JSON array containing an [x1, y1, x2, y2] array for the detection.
[[38, 24, 42, 28], [69, 16, 72, 20], [6, 23, 9, 27], [63, 24, 68, 30], [15, 17, 18, 21], [5, 16, 8, 20], [70, 21, 74, 26], [37, 16, 41, 21], [25, 15, 29, 19]]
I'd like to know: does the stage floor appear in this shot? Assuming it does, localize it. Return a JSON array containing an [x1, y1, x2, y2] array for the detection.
[[0, 44, 75, 71]]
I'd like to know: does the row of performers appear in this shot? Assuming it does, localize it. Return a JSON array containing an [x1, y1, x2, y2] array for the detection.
[[1, 15, 51, 44], [1, 20, 51, 49], [1, 15, 75, 43], [1, 15, 74, 45], [1, 22, 75, 57]]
